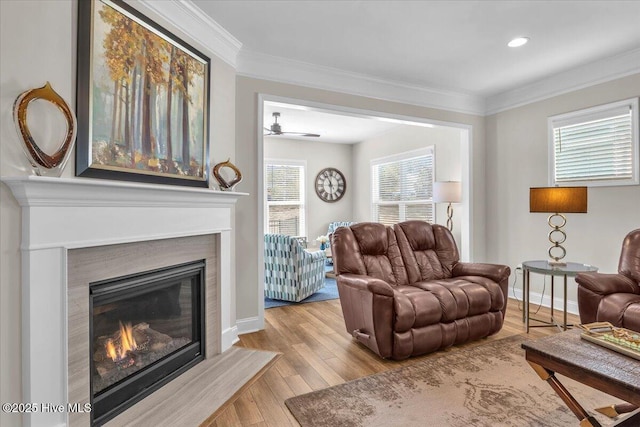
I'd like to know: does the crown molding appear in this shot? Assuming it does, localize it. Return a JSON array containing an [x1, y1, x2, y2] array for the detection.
[[485, 48, 640, 115], [237, 50, 486, 116], [238, 48, 640, 117], [133, 0, 242, 68]]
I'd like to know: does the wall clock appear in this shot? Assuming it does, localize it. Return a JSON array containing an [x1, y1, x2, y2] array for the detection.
[[315, 167, 346, 202]]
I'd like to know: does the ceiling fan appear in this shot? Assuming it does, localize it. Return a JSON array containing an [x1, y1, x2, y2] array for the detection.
[[264, 112, 320, 137]]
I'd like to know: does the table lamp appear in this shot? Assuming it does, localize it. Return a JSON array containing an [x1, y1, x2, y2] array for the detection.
[[433, 181, 461, 231], [529, 186, 587, 265]]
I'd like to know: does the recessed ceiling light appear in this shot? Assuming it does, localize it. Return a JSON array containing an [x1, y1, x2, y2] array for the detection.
[[508, 37, 529, 48]]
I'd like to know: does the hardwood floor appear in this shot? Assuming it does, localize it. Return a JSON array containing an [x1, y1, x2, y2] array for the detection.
[[206, 298, 580, 427]]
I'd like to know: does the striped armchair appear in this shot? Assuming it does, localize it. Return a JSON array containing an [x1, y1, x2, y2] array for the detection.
[[327, 221, 355, 236], [264, 234, 326, 302]]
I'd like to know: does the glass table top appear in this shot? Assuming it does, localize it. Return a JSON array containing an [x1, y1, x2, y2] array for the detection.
[[522, 260, 598, 275]]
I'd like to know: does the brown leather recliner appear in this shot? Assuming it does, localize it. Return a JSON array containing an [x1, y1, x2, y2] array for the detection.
[[331, 220, 510, 360], [576, 229, 640, 332]]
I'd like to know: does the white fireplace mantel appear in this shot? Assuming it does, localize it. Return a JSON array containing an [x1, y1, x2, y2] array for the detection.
[[1, 175, 247, 427], [4, 175, 247, 208]]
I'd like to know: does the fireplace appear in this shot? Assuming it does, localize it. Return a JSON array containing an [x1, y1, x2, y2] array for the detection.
[[90, 261, 205, 425], [2, 176, 244, 427]]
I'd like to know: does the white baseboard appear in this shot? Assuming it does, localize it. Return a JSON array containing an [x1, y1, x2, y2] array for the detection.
[[221, 326, 239, 351], [236, 316, 264, 335], [510, 288, 579, 315]]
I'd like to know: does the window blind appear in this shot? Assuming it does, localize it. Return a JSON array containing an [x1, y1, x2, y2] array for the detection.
[[265, 162, 305, 236], [372, 149, 434, 225], [550, 99, 638, 186], [266, 164, 302, 202]]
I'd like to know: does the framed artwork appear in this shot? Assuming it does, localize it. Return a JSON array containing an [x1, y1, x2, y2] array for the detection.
[[76, 0, 210, 187]]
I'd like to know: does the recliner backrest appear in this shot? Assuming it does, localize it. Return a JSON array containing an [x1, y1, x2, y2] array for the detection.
[[619, 228, 640, 284], [332, 222, 408, 286], [394, 221, 459, 283]]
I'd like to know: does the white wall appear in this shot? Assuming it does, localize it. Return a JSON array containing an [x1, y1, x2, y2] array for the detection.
[[352, 125, 463, 244], [264, 137, 353, 244], [485, 73, 640, 313], [1, 2, 76, 425], [0, 2, 236, 425], [235, 76, 488, 323]]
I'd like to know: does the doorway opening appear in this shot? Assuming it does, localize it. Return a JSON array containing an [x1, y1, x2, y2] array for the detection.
[[256, 95, 472, 324]]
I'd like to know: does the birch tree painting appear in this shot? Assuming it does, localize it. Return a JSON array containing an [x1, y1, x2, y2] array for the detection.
[[87, 0, 209, 181]]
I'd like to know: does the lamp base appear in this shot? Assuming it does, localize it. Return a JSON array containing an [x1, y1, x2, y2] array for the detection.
[[446, 203, 454, 231], [547, 259, 567, 267]]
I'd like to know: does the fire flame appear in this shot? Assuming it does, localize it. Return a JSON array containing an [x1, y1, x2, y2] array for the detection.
[[105, 321, 137, 362], [105, 339, 117, 360]]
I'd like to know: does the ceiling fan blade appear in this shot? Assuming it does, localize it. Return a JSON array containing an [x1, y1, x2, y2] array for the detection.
[[265, 113, 319, 137], [281, 131, 320, 137]]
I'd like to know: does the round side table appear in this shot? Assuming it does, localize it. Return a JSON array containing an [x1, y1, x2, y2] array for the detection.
[[522, 260, 598, 332]]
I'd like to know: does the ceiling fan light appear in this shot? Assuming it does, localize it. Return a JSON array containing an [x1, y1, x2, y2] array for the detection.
[[508, 37, 529, 48]]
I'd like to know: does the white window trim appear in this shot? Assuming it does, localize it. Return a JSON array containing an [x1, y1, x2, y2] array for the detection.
[[370, 146, 435, 223], [548, 97, 639, 187], [264, 158, 307, 237]]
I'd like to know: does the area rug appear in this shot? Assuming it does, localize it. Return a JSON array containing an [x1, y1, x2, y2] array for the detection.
[[265, 266, 339, 309], [285, 335, 624, 427]]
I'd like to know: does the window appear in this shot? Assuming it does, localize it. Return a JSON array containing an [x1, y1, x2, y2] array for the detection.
[[265, 160, 306, 236], [549, 98, 639, 187], [371, 147, 434, 225]]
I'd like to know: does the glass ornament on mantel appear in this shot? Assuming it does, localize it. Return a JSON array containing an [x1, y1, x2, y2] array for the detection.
[[212, 158, 243, 191], [13, 82, 77, 177]]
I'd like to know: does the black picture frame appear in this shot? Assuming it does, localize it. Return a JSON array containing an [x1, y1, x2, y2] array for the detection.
[[76, 0, 211, 187]]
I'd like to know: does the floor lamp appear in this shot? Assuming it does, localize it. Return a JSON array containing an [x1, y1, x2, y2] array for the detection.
[[433, 181, 461, 231], [529, 186, 587, 265]]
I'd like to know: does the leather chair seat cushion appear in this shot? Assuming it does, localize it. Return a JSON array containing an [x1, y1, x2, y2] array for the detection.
[[451, 276, 506, 313], [393, 286, 443, 332], [408, 277, 503, 322], [598, 293, 640, 332], [391, 278, 503, 331]]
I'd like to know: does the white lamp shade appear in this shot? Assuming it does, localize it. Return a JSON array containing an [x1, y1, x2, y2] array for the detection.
[[433, 181, 461, 203]]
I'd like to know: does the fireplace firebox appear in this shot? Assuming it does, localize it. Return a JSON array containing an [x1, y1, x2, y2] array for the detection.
[[90, 260, 205, 425]]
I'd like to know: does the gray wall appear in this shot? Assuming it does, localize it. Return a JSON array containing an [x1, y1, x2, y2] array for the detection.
[[485, 73, 640, 306], [264, 137, 354, 244]]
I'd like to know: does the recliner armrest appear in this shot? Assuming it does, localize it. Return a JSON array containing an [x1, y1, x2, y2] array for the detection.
[[575, 272, 639, 295], [337, 273, 395, 297], [452, 262, 511, 284]]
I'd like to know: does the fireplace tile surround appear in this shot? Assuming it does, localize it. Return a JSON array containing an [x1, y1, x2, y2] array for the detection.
[[70, 236, 215, 426], [1, 176, 246, 427]]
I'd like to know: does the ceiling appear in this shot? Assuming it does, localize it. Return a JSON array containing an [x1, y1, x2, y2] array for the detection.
[[193, 0, 640, 98], [191, 0, 640, 143], [263, 102, 410, 143]]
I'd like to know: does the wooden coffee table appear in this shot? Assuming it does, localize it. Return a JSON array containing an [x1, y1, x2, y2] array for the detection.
[[522, 329, 640, 426]]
